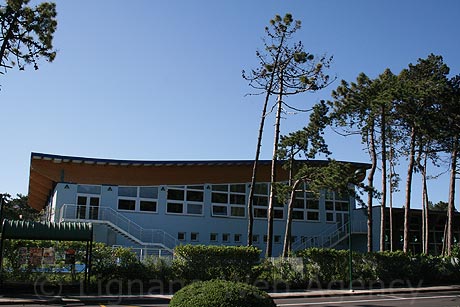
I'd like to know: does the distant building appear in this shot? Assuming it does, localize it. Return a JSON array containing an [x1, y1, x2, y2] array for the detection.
[[28, 152, 375, 257]]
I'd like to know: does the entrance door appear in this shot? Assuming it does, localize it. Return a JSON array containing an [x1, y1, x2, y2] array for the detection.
[[76, 195, 100, 220]]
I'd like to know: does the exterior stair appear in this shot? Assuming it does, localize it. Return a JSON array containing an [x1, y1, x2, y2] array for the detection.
[[292, 220, 367, 252], [58, 204, 178, 257]]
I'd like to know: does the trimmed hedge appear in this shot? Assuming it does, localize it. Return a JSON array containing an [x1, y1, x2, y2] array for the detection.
[[169, 279, 276, 307], [172, 245, 261, 283]]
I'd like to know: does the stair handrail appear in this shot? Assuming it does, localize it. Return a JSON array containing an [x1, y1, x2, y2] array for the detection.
[[59, 204, 179, 250], [291, 222, 340, 251]]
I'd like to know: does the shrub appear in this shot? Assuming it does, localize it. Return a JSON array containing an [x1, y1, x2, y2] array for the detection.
[[297, 248, 348, 285], [169, 279, 276, 307], [172, 245, 261, 283]]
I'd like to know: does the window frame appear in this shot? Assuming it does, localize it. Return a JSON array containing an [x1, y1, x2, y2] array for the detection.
[[117, 186, 159, 213], [166, 185, 204, 216], [211, 184, 247, 218]]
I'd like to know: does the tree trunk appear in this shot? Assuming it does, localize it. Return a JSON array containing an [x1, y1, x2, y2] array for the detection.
[[446, 141, 458, 256], [380, 106, 387, 251], [266, 77, 284, 257], [246, 82, 276, 246], [421, 154, 429, 254], [389, 144, 395, 252], [246, 34, 285, 247], [367, 122, 377, 252], [403, 127, 416, 254], [283, 179, 302, 257]]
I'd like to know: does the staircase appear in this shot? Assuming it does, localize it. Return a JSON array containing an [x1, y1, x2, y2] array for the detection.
[[58, 204, 178, 256], [292, 220, 367, 252]]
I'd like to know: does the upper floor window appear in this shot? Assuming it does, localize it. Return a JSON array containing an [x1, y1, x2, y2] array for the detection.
[[325, 190, 350, 222], [292, 183, 320, 222], [166, 185, 204, 216], [118, 186, 158, 212], [252, 183, 284, 219], [77, 185, 101, 195], [211, 184, 246, 218]]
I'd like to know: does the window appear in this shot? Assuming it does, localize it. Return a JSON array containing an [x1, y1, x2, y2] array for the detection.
[[211, 184, 246, 218], [222, 233, 230, 243], [178, 232, 186, 241], [191, 232, 199, 242], [292, 183, 319, 221], [252, 235, 259, 243], [118, 199, 135, 211], [274, 235, 281, 244], [325, 190, 350, 223], [77, 185, 101, 195], [253, 183, 269, 219], [117, 186, 158, 212], [234, 234, 242, 243], [210, 233, 218, 242], [167, 186, 204, 215]]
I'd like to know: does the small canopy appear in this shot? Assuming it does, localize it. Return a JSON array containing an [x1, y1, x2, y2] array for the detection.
[[1, 219, 92, 241]]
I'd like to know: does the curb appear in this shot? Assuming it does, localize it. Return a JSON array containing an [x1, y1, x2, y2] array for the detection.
[[1, 285, 459, 305]]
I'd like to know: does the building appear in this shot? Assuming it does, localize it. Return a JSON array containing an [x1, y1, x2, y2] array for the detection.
[[28, 152, 372, 257]]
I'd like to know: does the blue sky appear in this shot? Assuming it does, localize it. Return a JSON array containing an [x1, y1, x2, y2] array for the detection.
[[1, 0, 459, 209]]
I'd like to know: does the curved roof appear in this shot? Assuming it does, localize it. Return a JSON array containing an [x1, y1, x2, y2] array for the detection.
[[28, 152, 371, 211], [1, 219, 93, 241]]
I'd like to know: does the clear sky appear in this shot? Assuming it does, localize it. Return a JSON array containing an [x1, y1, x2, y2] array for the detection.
[[1, 0, 459, 209]]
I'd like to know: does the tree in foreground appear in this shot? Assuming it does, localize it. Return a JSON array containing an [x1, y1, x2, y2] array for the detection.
[[243, 13, 332, 256], [0, 0, 57, 77]]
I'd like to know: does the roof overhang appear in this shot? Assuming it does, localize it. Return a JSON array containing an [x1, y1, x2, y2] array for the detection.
[[28, 152, 371, 211]]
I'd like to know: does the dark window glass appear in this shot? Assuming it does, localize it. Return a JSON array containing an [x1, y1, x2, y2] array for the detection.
[[293, 199, 304, 209], [167, 202, 183, 213], [254, 183, 268, 195], [212, 193, 227, 203], [326, 212, 334, 221], [234, 234, 242, 243], [118, 199, 135, 210], [292, 210, 304, 220], [210, 233, 218, 241], [306, 199, 319, 210], [140, 200, 157, 212], [212, 185, 227, 192], [167, 189, 184, 200], [191, 232, 199, 241], [230, 184, 245, 193], [253, 196, 268, 206], [254, 208, 267, 218], [230, 206, 245, 217], [187, 190, 203, 202], [274, 209, 284, 219], [212, 205, 227, 216], [178, 232, 186, 241], [230, 194, 245, 205], [222, 234, 230, 242], [307, 211, 319, 221], [325, 201, 334, 211]]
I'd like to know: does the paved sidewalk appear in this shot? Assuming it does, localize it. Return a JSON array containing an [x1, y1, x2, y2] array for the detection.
[[0, 285, 459, 305]]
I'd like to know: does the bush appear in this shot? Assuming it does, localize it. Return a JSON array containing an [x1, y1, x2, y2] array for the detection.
[[169, 279, 276, 307], [172, 245, 261, 283], [297, 248, 348, 285]]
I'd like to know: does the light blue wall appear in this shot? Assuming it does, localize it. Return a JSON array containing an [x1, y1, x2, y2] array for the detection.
[[50, 182, 367, 256]]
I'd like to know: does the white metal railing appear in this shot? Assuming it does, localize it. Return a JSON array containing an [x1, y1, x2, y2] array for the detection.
[[58, 204, 179, 251], [292, 220, 368, 251]]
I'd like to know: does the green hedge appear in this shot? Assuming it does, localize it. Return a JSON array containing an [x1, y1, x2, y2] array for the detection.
[[172, 245, 261, 283], [169, 279, 276, 307]]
